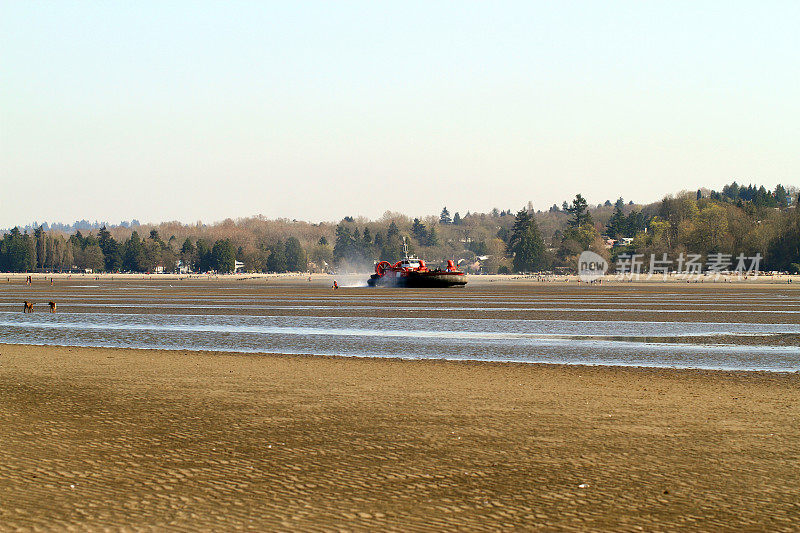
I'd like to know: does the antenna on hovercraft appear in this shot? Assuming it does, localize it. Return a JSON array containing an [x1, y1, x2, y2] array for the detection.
[[402, 236, 409, 259]]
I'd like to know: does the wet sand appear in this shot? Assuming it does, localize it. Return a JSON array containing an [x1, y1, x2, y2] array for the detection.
[[2, 343, 799, 531], [4, 277, 800, 373], [5, 274, 800, 325]]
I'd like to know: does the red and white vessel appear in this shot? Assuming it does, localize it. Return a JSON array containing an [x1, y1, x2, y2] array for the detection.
[[367, 239, 467, 287]]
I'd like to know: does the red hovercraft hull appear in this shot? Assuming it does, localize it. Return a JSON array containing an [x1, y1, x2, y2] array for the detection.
[[367, 259, 467, 288]]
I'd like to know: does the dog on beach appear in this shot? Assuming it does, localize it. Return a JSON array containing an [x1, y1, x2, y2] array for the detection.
[[49, 301, 57, 313], [23, 301, 34, 313]]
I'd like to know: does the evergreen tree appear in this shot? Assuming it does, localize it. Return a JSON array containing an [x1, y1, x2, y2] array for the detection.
[[284, 237, 307, 271], [625, 211, 648, 237], [24, 233, 36, 271], [496, 226, 510, 243], [3, 228, 33, 271], [123, 231, 147, 272], [196, 239, 213, 272], [507, 209, 547, 272], [178, 238, 196, 270], [752, 185, 776, 208], [411, 218, 427, 244], [775, 184, 789, 209], [381, 223, 405, 262], [723, 182, 740, 201], [767, 198, 800, 271], [212, 240, 236, 273], [98, 225, 120, 271], [566, 194, 592, 228], [267, 240, 287, 272], [45, 236, 55, 269], [361, 228, 373, 258], [333, 224, 355, 263], [507, 210, 530, 252], [439, 207, 452, 225], [78, 244, 105, 271], [140, 238, 160, 272], [426, 226, 439, 247], [98, 226, 112, 246], [468, 240, 488, 256], [606, 205, 627, 238], [180, 238, 195, 258], [34, 226, 46, 269], [452, 212, 461, 225]]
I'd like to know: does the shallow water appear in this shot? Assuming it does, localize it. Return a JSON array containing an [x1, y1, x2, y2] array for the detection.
[[2, 279, 799, 371]]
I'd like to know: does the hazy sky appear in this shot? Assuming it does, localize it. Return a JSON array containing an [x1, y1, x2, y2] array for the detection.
[[2, 1, 798, 228]]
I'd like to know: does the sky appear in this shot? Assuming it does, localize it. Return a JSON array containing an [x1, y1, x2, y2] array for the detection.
[[1, 1, 798, 228]]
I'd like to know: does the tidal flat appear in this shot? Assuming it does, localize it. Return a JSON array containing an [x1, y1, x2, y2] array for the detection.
[[1, 276, 799, 530]]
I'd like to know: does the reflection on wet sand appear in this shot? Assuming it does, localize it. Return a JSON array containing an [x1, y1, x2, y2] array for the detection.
[[2, 278, 798, 371]]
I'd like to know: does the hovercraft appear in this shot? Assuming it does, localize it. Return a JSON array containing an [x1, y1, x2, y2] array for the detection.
[[367, 239, 467, 288]]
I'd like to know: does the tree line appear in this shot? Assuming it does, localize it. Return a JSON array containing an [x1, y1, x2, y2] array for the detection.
[[2, 182, 798, 274]]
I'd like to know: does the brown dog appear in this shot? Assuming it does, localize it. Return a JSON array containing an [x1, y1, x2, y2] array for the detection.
[[48, 301, 57, 313], [23, 301, 34, 313]]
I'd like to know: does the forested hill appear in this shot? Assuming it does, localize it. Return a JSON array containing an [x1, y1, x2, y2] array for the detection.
[[2, 182, 798, 274]]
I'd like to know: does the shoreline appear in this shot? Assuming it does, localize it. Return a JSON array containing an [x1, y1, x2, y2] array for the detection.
[[4, 271, 800, 286], [2, 341, 798, 374]]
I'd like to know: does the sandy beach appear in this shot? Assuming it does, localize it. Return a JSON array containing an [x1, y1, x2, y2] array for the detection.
[[2, 343, 799, 531]]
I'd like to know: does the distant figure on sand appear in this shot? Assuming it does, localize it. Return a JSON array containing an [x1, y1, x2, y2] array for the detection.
[[23, 301, 33, 313], [48, 301, 57, 313], [333, 280, 339, 289]]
